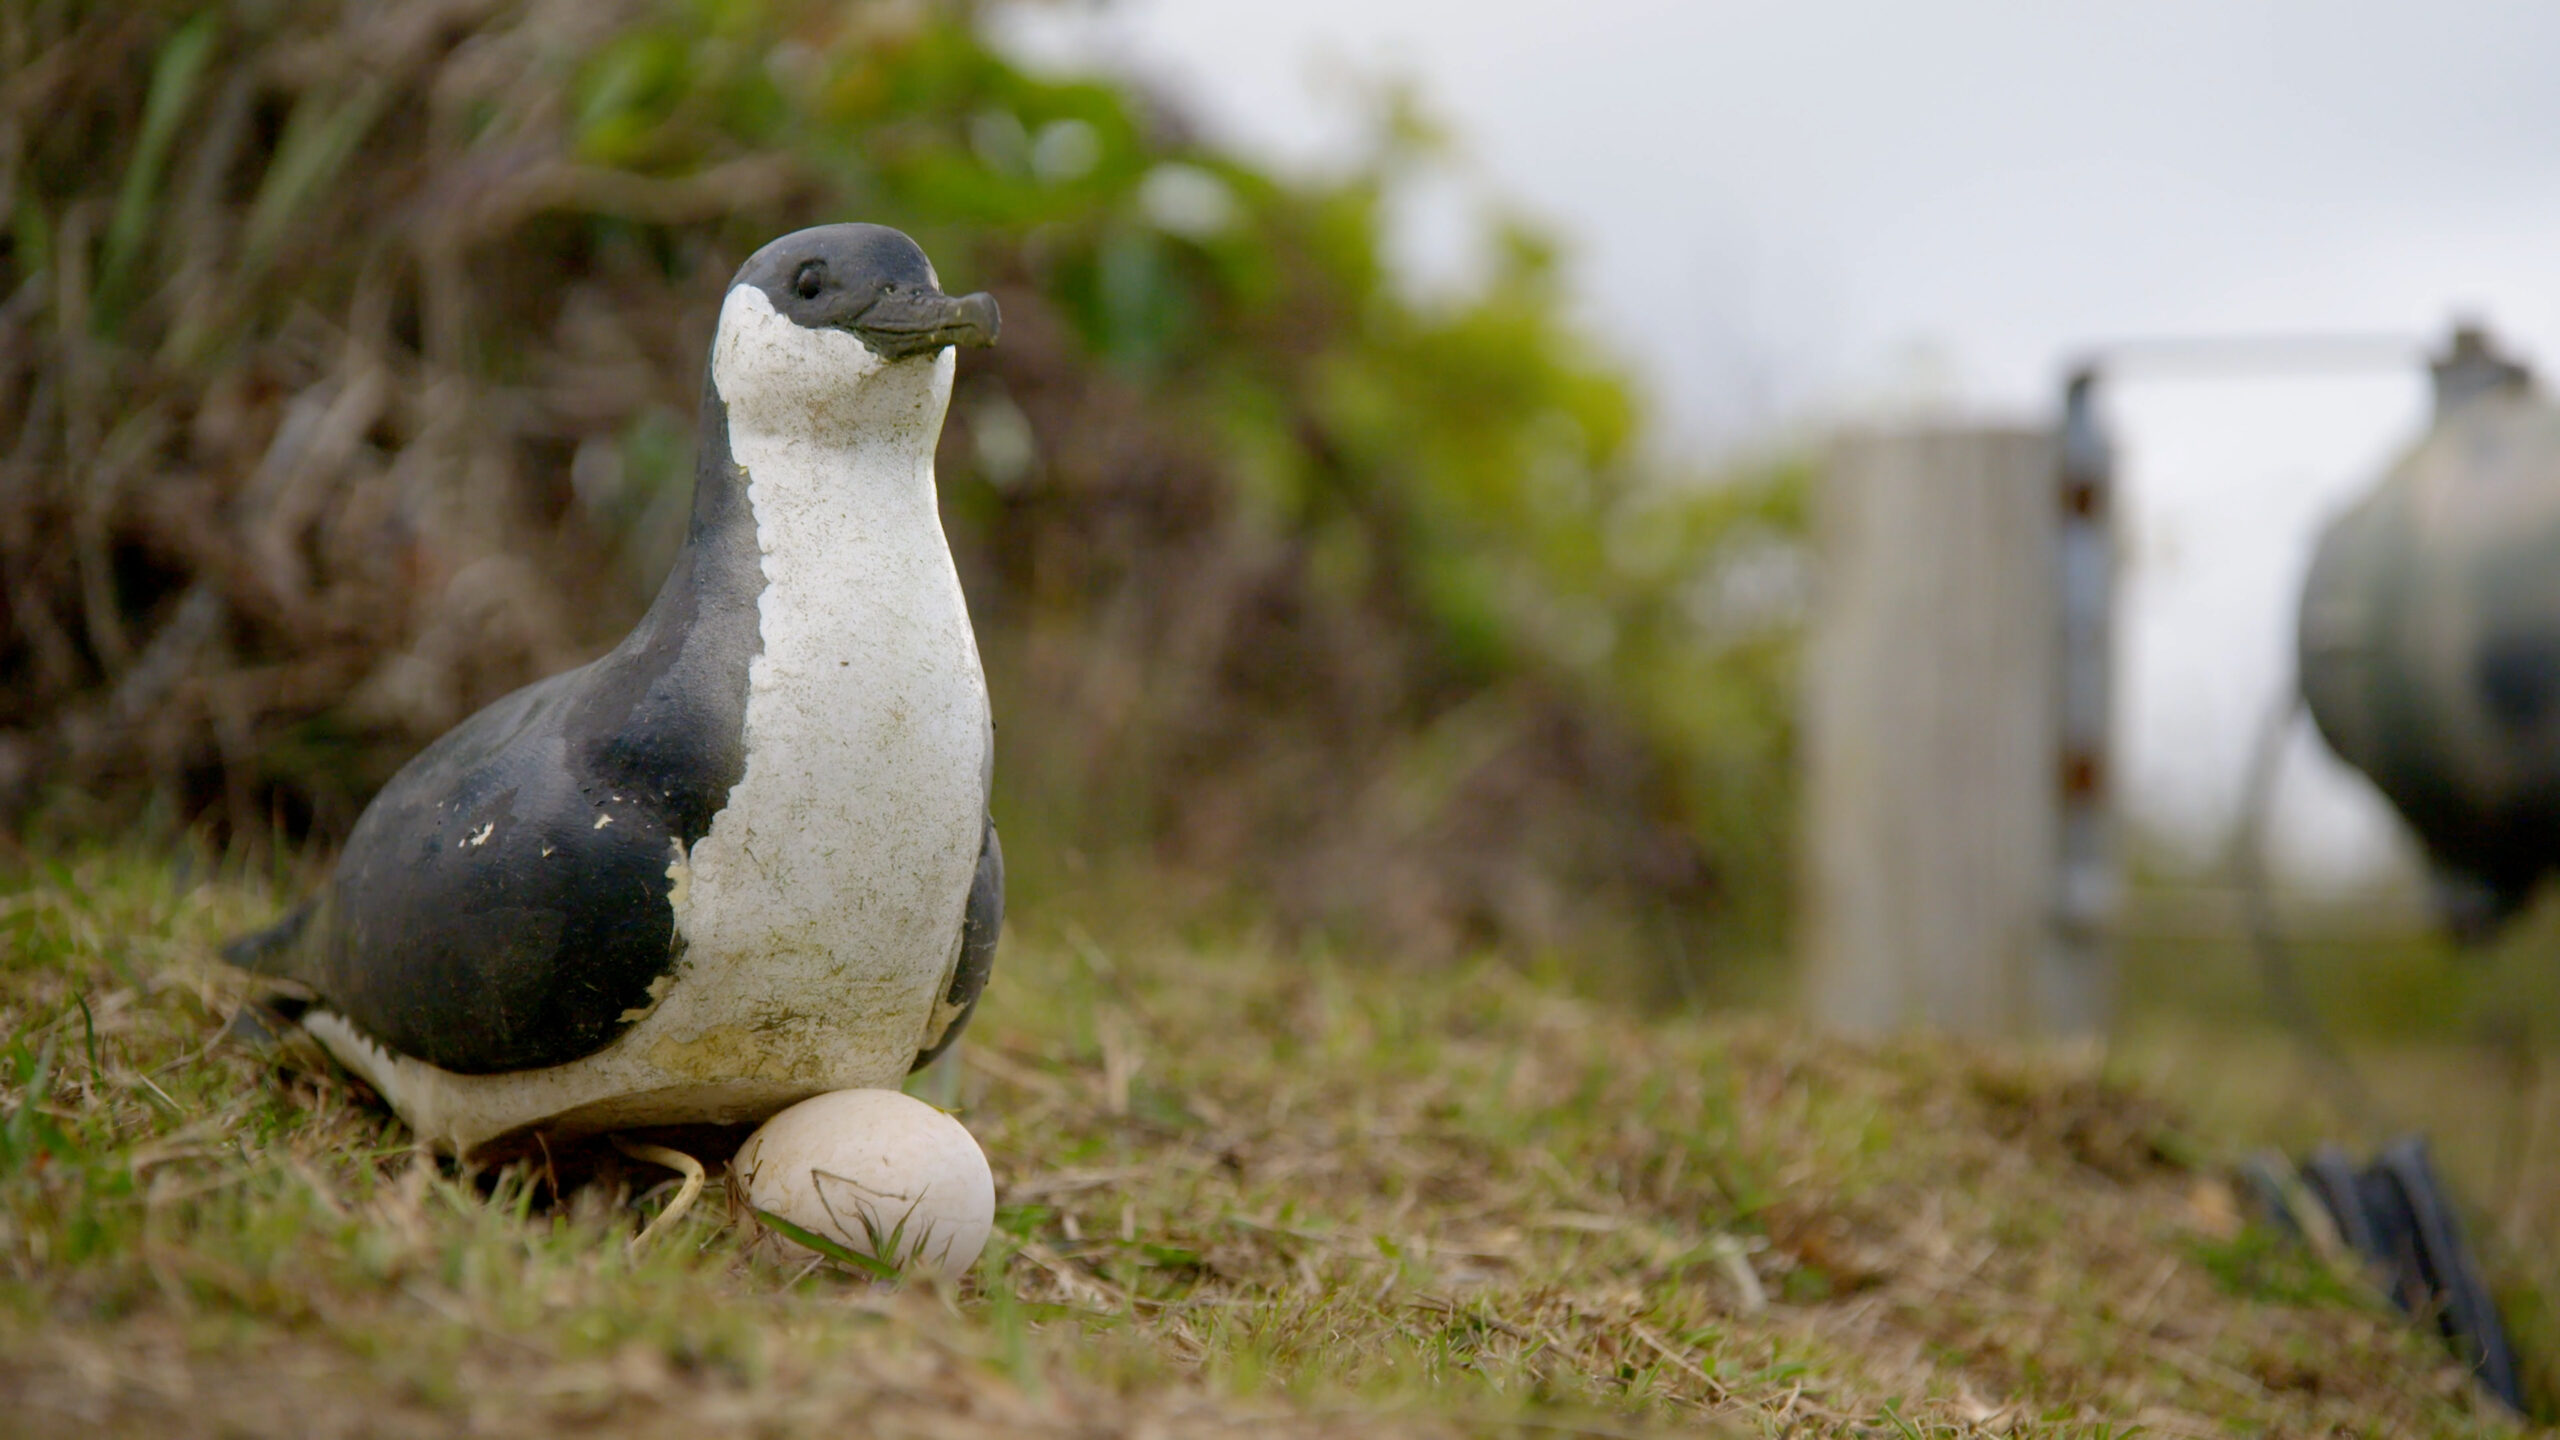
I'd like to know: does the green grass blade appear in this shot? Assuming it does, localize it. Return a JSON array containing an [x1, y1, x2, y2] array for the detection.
[[242, 77, 388, 269], [750, 1205, 902, 1281], [75, 992, 100, 1090], [98, 13, 218, 324]]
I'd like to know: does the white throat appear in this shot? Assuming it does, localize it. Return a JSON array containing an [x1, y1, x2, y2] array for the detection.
[[712, 283, 957, 485]]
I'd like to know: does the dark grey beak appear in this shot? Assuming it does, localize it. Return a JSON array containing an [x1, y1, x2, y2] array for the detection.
[[852, 289, 1000, 360]]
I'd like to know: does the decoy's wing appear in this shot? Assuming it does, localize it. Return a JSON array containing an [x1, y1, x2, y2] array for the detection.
[[915, 712, 1001, 1071], [914, 814, 1002, 1072], [236, 662, 697, 1075]]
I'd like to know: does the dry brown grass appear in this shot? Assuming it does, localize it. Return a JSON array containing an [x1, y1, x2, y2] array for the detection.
[[0, 848, 2516, 1438]]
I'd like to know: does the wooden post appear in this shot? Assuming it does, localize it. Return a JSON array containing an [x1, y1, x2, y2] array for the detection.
[[1803, 423, 2113, 1039]]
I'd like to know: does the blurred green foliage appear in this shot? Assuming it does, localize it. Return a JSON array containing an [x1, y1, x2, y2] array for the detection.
[[0, 0, 1803, 974]]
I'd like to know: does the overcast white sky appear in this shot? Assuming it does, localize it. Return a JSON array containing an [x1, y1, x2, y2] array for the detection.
[[995, 0, 2560, 885]]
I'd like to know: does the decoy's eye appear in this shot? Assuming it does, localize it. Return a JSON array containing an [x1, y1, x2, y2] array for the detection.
[[793, 261, 826, 300]]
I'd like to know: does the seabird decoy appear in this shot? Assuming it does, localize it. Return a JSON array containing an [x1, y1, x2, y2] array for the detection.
[[225, 223, 1004, 1159]]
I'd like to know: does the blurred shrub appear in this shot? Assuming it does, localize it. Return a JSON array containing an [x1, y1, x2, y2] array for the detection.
[[0, 0, 1802, 973]]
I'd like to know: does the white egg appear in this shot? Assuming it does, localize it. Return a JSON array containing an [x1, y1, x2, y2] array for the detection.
[[730, 1088, 995, 1280]]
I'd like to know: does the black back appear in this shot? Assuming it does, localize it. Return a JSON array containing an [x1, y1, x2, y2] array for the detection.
[[305, 384, 762, 1072]]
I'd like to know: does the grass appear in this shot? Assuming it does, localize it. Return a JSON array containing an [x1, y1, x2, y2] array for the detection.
[[0, 844, 2519, 1438]]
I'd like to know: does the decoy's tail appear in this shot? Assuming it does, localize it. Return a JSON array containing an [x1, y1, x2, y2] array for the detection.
[[218, 905, 325, 1055], [220, 902, 316, 979]]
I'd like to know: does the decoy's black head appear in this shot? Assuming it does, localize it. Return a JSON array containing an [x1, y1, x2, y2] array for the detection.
[[731, 224, 999, 360]]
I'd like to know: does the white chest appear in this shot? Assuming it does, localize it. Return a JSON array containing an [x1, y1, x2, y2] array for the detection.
[[659, 363, 991, 1075]]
